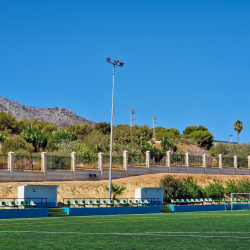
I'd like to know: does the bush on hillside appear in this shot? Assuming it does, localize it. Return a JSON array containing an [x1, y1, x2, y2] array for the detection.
[[203, 183, 225, 198], [225, 180, 250, 194], [1, 136, 34, 155]]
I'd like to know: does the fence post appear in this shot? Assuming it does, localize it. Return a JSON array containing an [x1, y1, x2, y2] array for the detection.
[[8, 151, 14, 182], [234, 155, 238, 174], [219, 154, 223, 174], [203, 154, 207, 174], [167, 151, 171, 173], [98, 152, 103, 179], [146, 151, 151, 173], [185, 153, 190, 173], [123, 150, 128, 176], [71, 151, 77, 180], [41, 152, 47, 182], [248, 155, 250, 169]]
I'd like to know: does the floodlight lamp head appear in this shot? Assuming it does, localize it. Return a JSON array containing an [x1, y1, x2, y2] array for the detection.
[[106, 58, 111, 62], [119, 62, 124, 67], [114, 59, 119, 64]]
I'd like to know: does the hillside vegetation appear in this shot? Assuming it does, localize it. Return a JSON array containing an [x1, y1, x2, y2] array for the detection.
[[0, 112, 216, 158]]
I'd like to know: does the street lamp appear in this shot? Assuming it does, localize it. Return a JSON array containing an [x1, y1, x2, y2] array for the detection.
[[106, 58, 124, 200]]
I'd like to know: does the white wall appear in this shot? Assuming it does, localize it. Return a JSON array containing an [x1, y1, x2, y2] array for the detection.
[[135, 187, 164, 205], [18, 185, 58, 207]]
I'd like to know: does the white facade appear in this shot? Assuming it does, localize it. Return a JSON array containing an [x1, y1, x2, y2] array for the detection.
[[18, 185, 58, 207], [135, 187, 164, 205]]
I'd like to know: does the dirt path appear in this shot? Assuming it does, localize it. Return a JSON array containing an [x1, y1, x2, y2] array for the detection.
[[1, 173, 250, 204]]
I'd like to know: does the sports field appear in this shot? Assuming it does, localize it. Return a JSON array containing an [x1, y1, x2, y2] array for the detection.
[[0, 211, 250, 249]]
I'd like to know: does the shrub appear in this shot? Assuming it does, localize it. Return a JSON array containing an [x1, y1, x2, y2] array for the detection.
[[1, 136, 34, 155], [225, 180, 250, 194], [160, 175, 203, 201], [225, 181, 238, 194], [160, 175, 186, 202], [203, 183, 225, 198], [237, 180, 250, 193], [183, 177, 203, 199]]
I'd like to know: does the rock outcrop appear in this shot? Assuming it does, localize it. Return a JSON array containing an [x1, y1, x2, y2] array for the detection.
[[0, 96, 95, 127]]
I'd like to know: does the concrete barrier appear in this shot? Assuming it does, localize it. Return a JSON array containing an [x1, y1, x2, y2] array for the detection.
[[0, 208, 49, 219]]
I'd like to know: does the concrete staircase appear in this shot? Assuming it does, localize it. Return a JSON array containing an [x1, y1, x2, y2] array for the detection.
[[49, 208, 69, 217], [160, 205, 173, 213]]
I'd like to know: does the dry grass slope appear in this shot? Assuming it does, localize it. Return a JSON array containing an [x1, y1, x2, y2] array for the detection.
[[1, 173, 250, 204]]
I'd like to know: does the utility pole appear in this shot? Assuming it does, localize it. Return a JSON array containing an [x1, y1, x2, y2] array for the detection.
[[229, 135, 233, 153], [152, 115, 157, 141], [130, 106, 135, 127], [229, 135, 233, 144]]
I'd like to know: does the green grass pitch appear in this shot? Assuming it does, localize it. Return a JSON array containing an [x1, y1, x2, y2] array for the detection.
[[0, 210, 250, 249]]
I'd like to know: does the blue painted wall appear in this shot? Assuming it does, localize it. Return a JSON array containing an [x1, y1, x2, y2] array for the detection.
[[0, 208, 49, 219], [169, 204, 250, 213], [63, 206, 161, 216]]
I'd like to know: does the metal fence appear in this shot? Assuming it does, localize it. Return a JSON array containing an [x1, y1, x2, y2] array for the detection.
[[14, 155, 41, 171], [76, 156, 98, 170], [128, 154, 146, 167], [189, 155, 203, 167], [171, 154, 186, 166], [47, 155, 71, 170], [0, 155, 8, 170], [150, 153, 166, 166], [223, 157, 234, 168], [103, 155, 123, 169], [206, 157, 219, 168], [238, 157, 248, 168]]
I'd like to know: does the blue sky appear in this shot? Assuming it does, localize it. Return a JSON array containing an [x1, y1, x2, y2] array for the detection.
[[0, 1, 249, 143]]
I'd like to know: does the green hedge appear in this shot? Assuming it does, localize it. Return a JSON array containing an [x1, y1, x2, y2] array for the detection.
[[160, 175, 250, 202]]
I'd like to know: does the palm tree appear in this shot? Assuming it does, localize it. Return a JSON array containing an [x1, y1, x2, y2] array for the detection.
[[234, 120, 243, 144], [105, 183, 126, 200]]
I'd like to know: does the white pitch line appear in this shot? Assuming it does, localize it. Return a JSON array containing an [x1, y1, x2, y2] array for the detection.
[[0, 231, 250, 239], [146, 232, 250, 234]]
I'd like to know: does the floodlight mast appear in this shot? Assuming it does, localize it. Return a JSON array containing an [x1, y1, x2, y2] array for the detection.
[[106, 58, 124, 200]]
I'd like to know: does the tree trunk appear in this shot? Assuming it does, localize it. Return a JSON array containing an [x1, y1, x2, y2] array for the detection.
[[237, 132, 239, 145]]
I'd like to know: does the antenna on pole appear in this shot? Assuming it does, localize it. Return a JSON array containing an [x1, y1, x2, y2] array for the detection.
[[152, 115, 157, 141], [130, 106, 135, 127]]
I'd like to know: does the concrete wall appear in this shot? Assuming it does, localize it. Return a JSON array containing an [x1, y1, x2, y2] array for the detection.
[[75, 170, 101, 181], [63, 206, 161, 216], [222, 168, 236, 175], [0, 171, 10, 182], [46, 170, 74, 181], [102, 169, 126, 180], [13, 171, 44, 182], [170, 166, 188, 173], [127, 167, 149, 176], [0, 208, 49, 219], [206, 168, 221, 175], [189, 167, 205, 174], [150, 166, 169, 174]]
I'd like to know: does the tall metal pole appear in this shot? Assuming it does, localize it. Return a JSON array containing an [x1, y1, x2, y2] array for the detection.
[[109, 64, 115, 200]]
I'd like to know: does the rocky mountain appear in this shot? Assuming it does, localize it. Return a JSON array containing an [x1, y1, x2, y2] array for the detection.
[[0, 96, 95, 127]]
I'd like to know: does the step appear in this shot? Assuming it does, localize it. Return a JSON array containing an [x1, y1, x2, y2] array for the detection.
[[160, 205, 173, 213], [49, 208, 69, 217]]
